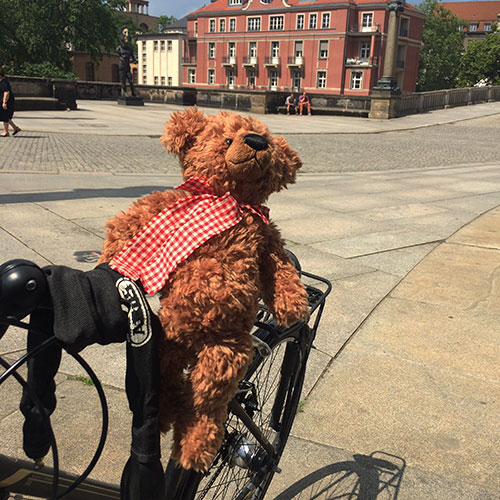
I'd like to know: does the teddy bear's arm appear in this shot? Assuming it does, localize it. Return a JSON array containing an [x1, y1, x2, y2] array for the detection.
[[259, 224, 309, 327], [99, 190, 186, 263]]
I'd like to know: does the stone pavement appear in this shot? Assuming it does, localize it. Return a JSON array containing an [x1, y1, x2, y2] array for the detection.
[[0, 101, 499, 499]]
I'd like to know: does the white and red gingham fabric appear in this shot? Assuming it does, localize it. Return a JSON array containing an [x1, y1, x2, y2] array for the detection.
[[109, 177, 269, 295]]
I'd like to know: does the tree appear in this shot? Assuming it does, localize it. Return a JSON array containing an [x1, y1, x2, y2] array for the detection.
[[0, 0, 132, 77], [416, 0, 465, 91], [458, 31, 500, 86], [158, 15, 178, 32]]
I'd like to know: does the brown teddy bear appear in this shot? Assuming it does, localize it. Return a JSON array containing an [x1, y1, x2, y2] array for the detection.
[[99, 108, 309, 472]]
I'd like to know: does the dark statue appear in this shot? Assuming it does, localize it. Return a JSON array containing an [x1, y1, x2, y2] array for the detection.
[[117, 26, 137, 97]]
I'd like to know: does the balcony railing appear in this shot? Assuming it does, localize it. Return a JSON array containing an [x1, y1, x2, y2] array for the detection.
[[182, 56, 197, 65], [264, 56, 281, 67], [287, 55, 304, 67], [242, 56, 258, 66], [345, 56, 378, 66], [348, 24, 380, 33], [222, 56, 237, 66]]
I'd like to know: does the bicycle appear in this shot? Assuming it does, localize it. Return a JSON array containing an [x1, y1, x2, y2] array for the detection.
[[0, 253, 331, 500]]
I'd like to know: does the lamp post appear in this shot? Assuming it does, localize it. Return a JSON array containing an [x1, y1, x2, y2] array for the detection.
[[373, 0, 406, 93]]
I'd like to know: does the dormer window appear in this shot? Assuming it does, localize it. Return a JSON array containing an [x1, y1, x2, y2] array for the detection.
[[261, 0, 272, 3], [229, 0, 242, 5]]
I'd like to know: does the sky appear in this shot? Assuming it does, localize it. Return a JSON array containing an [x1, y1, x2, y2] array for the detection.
[[148, 0, 500, 20], [148, 0, 207, 19]]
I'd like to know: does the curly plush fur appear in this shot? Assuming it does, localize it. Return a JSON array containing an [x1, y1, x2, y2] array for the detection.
[[99, 108, 309, 471]]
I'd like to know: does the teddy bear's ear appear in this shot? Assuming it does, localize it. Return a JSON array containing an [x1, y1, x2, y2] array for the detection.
[[272, 136, 303, 186], [161, 107, 207, 159]]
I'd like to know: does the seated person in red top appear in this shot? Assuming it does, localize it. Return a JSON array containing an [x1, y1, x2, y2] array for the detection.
[[298, 91, 311, 115], [285, 93, 298, 114]]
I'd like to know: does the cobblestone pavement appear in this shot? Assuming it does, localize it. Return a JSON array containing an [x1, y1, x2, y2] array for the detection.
[[1, 114, 499, 174]]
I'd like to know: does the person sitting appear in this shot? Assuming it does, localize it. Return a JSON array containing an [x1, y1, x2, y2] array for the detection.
[[285, 93, 298, 115], [298, 91, 311, 115]]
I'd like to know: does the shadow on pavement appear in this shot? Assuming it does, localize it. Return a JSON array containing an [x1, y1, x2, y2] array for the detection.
[[0, 186, 173, 204], [273, 451, 406, 500]]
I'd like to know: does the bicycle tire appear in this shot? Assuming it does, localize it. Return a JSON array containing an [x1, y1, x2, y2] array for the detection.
[[192, 322, 310, 500]]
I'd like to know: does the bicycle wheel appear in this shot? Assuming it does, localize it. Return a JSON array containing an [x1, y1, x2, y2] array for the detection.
[[193, 323, 310, 500]]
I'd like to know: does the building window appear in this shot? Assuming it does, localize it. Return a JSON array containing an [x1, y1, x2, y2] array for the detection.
[[219, 18, 226, 32], [362, 13, 373, 29], [484, 23, 491, 31], [295, 40, 303, 57], [350, 71, 362, 89], [168, 76, 172, 86], [142, 52, 146, 63], [167, 40, 172, 51], [322, 13, 330, 29], [319, 40, 328, 59], [160, 40, 165, 51], [248, 17, 261, 31], [227, 69, 235, 87], [309, 13, 317, 29], [469, 23, 478, 31], [209, 19, 216, 32], [229, 18, 236, 32], [161, 76, 165, 85], [143, 64, 147, 75], [153, 41, 158, 51], [270, 16, 284, 30], [142, 75, 147, 84], [360, 41, 370, 60], [317, 71, 326, 88], [188, 69, 196, 84], [292, 70, 301, 91], [269, 70, 278, 89], [85, 62, 95, 81], [208, 68, 215, 85], [297, 14, 304, 29], [229, 0, 242, 5], [261, 0, 272, 3], [209, 42, 216, 59], [271, 41, 279, 57], [154, 76, 158, 85], [399, 17, 409, 37], [249, 41, 257, 57], [228, 42, 236, 58], [195, 22, 198, 34], [248, 69, 256, 87]]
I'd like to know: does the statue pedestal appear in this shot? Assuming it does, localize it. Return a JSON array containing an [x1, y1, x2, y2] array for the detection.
[[117, 95, 144, 106]]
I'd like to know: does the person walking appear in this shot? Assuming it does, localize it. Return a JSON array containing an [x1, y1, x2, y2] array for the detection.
[[0, 68, 21, 137], [298, 91, 311, 115], [285, 93, 298, 114]]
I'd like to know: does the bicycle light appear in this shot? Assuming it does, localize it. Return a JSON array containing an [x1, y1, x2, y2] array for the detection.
[[0, 259, 48, 320]]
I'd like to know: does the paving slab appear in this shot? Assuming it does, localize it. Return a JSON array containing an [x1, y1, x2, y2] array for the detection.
[[447, 206, 500, 249]]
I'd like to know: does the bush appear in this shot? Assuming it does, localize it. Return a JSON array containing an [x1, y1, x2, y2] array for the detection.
[[8, 62, 77, 79]]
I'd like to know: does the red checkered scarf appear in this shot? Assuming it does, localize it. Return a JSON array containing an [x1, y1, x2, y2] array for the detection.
[[109, 177, 269, 295]]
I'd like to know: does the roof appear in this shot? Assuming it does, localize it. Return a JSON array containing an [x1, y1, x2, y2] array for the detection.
[[440, 1, 500, 22], [164, 16, 188, 29]]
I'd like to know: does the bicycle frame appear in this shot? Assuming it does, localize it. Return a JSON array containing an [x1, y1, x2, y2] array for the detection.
[[0, 270, 331, 500]]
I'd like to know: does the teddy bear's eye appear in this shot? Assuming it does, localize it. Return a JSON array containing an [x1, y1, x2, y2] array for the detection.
[[225, 138, 233, 146]]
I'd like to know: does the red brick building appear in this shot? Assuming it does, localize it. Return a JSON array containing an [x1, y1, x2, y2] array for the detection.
[[182, 0, 424, 95]]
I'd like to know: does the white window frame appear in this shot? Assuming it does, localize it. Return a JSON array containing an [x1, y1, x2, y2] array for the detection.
[[271, 41, 280, 58], [208, 68, 215, 85], [228, 42, 236, 58], [317, 70, 327, 88], [161, 76, 165, 85], [248, 17, 261, 31], [153, 41, 158, 51], [167, 76, 172, 86], [469, 23, 478, 32], [319, 40, 328, 59], [249, 41, 257, 58], [294, 40, 303, 57], [362, 12, 373, 29], [229, 18, 236, 32], [167, 40, 172, 51], [484, 23, 491, 31], [360, 41, 370, 60], [209, 42, 216, 59], [309, 13, 317, 29], [227, 69, 235, 87], [350, 71, 362, 89], [270, 15, 284, 31], [154, 76, 158, 85], [188, 69, 196, 84], [297, 14, 304, 30], [229, 0, 242, 5], [160, 40, 165, 51], [322, 13, 330, 29], [399, 16, 410, 37], [209, 19, 216, 32], [292, 70, 301, 91], [248, 69, 256, 87], [269, 69, 278, 89], [219, 18, 226, 32]]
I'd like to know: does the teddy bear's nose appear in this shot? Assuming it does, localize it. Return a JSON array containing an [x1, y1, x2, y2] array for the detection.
[[243, 133, 268, 151]]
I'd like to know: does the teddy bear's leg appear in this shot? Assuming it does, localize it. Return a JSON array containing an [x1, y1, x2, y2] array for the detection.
[[172, 334, 253, 472]]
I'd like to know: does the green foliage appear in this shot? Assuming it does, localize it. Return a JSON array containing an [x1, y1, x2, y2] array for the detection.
[[158, 15, 178, 32], [6, 62, 77, 79], [0, 0, 132, 78], [458, 32, 500, 86], [416, 0, 465, 91]]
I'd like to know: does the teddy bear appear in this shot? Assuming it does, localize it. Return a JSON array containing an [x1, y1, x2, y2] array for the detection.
[[98, 108, 309, 472]]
